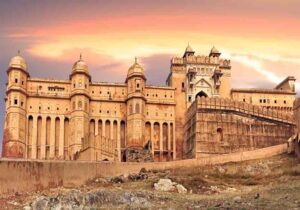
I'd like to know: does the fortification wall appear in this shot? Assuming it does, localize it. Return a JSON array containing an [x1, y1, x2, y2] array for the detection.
[[185, 98, 295, 158], [0, 144, 287, 195], [293, 98, 300, 161]]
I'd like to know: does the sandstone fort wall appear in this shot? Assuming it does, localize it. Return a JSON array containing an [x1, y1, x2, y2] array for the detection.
[[0, 144, 287, 195], [185, 98, 295, 158]]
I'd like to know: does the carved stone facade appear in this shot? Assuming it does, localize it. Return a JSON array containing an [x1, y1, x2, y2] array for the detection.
[[2, 46, 296, 161]]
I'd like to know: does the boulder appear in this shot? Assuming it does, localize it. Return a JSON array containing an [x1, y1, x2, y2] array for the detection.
[[154, 179, 176, 192], [176, 184, 187, 194]]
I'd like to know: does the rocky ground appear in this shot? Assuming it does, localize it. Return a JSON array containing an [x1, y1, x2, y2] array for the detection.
[[1, 154, 300, 210]]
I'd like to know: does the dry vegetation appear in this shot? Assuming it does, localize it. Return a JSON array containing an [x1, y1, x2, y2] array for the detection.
[[1, 154, 300, 209]]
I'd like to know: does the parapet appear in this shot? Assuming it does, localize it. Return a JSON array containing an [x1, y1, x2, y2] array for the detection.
[[171, 56, 231, 68], [188, 97, 295, 125]]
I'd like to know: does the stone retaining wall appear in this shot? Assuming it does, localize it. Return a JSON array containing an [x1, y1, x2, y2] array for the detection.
[[0, 144, 287, 195]]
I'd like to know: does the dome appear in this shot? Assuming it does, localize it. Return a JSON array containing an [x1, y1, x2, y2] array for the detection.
[[185, 44, 194, 53], [9, 52, 27, 70], [210, 46, 220, 54], [72, 54, 88, 73], [127, 57, 145, 78]]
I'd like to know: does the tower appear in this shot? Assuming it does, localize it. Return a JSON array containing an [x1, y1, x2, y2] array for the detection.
[[125, 58, 147, 160], [2, 51, 29, 158], [69, 55, 91, 159]]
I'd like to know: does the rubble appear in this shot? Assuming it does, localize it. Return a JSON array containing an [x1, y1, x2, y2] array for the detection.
[[154, 178, 187, 193]]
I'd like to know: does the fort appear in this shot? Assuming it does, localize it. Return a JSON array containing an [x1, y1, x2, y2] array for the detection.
[[1, 45, 297, 163]]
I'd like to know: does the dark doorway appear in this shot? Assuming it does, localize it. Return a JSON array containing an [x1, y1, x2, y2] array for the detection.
[[196, 91, 208, 98]]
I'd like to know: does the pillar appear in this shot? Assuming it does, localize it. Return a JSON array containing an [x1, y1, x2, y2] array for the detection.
[[168, 122, 171, 160], [150, 122, 154, 156], [31, 116, 37, 159], [117, 121, 121, 161], [40, 116, 46, 159], [50, 117, 55, 158], [59, 116, 65, 159], [173, 122, 176, 160], [159, 122, 163, 161], [110, 120, 114, 155]]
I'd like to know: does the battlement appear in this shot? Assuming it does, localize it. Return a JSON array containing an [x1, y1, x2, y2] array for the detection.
[[171, 56, 231, 68], [187, 97, 295, 125]]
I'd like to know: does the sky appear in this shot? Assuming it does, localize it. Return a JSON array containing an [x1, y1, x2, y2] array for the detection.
[[0, 0, 300, 152]]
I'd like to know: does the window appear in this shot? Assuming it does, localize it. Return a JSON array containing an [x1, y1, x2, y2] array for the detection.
[[78, 101, 82, 109], [135, 103, 140, 113], [263, 99, 266, 103], [21, 101, 23, 107], [284, 100, 286, 104], [182, 82, 185, 89], [137, 83, 140, 88], [22, 81, 24, 85], [243, 98, 246, 102], [274, 100, 277, 104], [188, 96, 192, 102], [14, 99, 18, 105], [260, 99, 262, 103], [15, 78, 18, 83]]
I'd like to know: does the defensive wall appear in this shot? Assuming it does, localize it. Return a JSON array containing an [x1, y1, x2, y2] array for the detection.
[[185, 97, 295, 158], [0, 143, 287, 195], [293, 98, 300, 161]]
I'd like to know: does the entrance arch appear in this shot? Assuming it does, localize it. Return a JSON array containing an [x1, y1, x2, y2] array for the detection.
[[196, 91, 208, 98]]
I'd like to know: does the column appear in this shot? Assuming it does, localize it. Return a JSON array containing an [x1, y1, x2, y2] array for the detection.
[[101, 119, 106, 160], [159, 122, 163, 161], [168, 122, 171, 160], [173, 122, 176, 160], [40, 116, 47, 159], [95, 119, 99, 160], [110, 120, 114, 156], [59, 116, 65, 159], [31, 116, 38, 159], [117, 121, 121, 161], [150, 122, 154, 156], [49, 117, 55, 158], [95, 119, 99, 137]]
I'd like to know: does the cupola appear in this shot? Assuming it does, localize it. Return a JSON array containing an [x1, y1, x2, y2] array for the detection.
[[126, 57, 146, 82], [183, 43, 195, 58], [209, 46, 221, 57], [9, 50, 27, 71]]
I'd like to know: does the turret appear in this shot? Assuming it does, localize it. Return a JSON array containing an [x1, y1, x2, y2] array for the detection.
[[183, 44, 195, 58], [209, 46, 221, 57], [125, 58, 146, 152], [2, 51, 29, 158], [69, 55, 91, 159]]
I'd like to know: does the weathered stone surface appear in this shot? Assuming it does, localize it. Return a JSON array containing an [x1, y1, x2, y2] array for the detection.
[[176, 184, 187, 194], [154, 179, 176, 192], [125, 147, 154, 162], [154, 179, 187, 193]]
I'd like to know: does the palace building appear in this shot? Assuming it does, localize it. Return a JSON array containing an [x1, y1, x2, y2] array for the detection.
[[2, 46, 296, 161]]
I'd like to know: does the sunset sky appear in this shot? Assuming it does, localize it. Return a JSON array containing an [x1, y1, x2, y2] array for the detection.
[[0, 0, 300, 151]]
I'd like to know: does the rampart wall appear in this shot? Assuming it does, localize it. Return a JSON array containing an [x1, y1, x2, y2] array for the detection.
[[185, 98, 295, 158], [0, 144, 287, 195], [293, 98, 300, 161]]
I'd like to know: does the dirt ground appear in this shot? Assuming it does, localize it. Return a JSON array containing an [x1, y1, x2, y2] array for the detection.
[[1, 154, 300, 210]]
